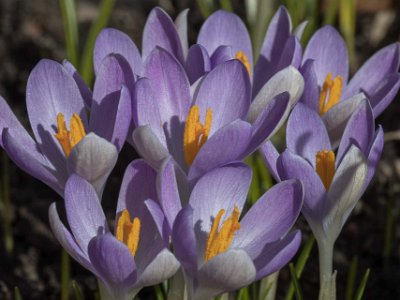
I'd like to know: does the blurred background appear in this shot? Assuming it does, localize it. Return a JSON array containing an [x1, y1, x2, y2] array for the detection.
[[0, 0, 400, 299]]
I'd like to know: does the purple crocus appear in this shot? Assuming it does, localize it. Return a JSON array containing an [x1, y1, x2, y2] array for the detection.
[[0, 57, 132, 196], [132, 46, 303, 186], [49, 160, 179, 300], [150, 160, 302, 299], [300, 25, 400, 145], [261, 101, 383, 294]]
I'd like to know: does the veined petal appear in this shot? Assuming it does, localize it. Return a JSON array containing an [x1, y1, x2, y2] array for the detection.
[[64, 174, 108, 254], [343, 43, 400, 99], [286, 103, 331, 167], [62, 60, 92, 108], [142, 7, 184, 64], [88, 234, 137, 299], [188, 120, 252, 181], [175, 9, 189, 58], [198, 10, 253, 74], [94, 28, 142, 76], [298, 59, 319, 112], [233, 180, 303, 258], [195, 249, 256, 299], [322, 93, 366, 148], [66, 133, 118, 198], [210, 45, 234, 68], [259, 141, 281, 182], [193, 60, 251, 135], [248, 66, 304, 123], [186, 44, 211, 84], [363, 126, 384, 191], [303, 25, 349, 85], [368, 72, 400, 117], [324, 146, 367, 239]]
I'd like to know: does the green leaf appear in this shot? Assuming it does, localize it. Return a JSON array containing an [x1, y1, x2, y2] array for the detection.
[[14, 287, 23, 300], [285, 235, 315, 300], [339, 0, 356, 70], [323, 0, 340, 25], [196, 0, 215, 18], [61, 249, 71, 300], [353, 269, 370, 300], [80, 0, 116, 85], [289, 263, 303, 300], [345, 256, 358, 300], [72, 281, 85, 300], [219, 0, 233, 11], [237, 287, 250, 300], [59, 0, 79, 66]]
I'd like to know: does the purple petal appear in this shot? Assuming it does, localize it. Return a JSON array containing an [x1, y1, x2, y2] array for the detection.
[[286, 103, 331, 167], [175, 9, 189, 58], [303, 26, 349, 85], [189, 163, 252, 241], [62, 60, 93, 108], [198, 10, 253, 73], [196, 249, 256, 298], [322, 93, 365, 148], [66, 133, 118, 197], [253, 231, 301, 280], [48, 203, 94, 272], [193, 60, 251, 135], [363, 126, 383, 191], [343, 43, 400, 99], [64, 174, 108, 254], [188, 120, 252, 181], [157, 158, 182, 230], [233, 180, 303, 258], [186, 44, 211, 84], [26, 59, 87, 175], [88, 234, 137, 298], [336, 99, 374, 165], [132, 125, 170, 170], [368, 72, 400, 117], [298, 59, 319, 112], [210, 45, 234, 68], [259, 141, 281, 182], [2, 129, 62, 194], [277, 150, 327, 223], [246, 92, 290, 155], [142, 7, 184, 64], [294, 20, 308, 40], [172, 206, 198, 275], [117, 159, 157, 220], [94, 28, 142, 76], [144, 200, 170, 244], [135, 249, 180, 288]]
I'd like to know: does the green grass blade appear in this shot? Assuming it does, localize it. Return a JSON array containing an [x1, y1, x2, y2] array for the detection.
[[1, 152, 13, 254], [285, 235, 315, 300], [220, 0, 233, 11], [353, 269, 370, 300], [72, 280, 85, 300], [345, 256, 358, 300], [196, 0, 214, 18], [14, 287, 23, 300], [80, 0, 116, 85], [61, 249, 71, 300], [289, 263, 303, 300], [155, 284, 165, 300], [339, 0, 356, 70], [237, 287, 250, 300], [323, 0, 340, 25], [59, 0, 79, 66]]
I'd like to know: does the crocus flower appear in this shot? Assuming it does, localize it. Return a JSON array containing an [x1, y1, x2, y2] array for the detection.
[[148, 160, 302, 300], [49, 160, 180, 300], [300, 25, 400, 145], [261, 101, 383, 294], [0, 57, 132, 196], [132, 46, 303, 187]]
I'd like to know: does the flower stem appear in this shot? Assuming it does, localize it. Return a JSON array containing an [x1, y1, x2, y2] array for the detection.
[[317, 240, 336, 300]]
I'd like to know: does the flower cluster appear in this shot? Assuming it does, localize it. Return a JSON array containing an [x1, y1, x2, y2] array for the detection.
[[0, 5, 398, 300]]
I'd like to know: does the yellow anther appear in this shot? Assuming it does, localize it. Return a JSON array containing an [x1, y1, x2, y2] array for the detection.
[[183, 106, 212, 166], [54, 113, 86, 157], [116, 209, 141, 257], [235, 50, 251, 77], [316, 150, 336, 191], [319, 73, 343, 115], [205, 206, 241, 262]]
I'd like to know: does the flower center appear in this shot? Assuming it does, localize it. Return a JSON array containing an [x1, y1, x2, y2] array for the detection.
[[54, 113, 86, 157], [116, 209, 141, 257], [205, 206, 241, 262], [316, 150, 336, 191], [183, 105, 212, 166], [235, 50, 251, 77], [319, 73, 343, 115]]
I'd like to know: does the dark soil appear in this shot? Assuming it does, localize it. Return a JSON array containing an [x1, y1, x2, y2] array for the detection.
[[1, 0, 400, 299]]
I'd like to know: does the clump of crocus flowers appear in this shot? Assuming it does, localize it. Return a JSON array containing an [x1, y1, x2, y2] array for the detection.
[[0, 4, 398, 300]]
